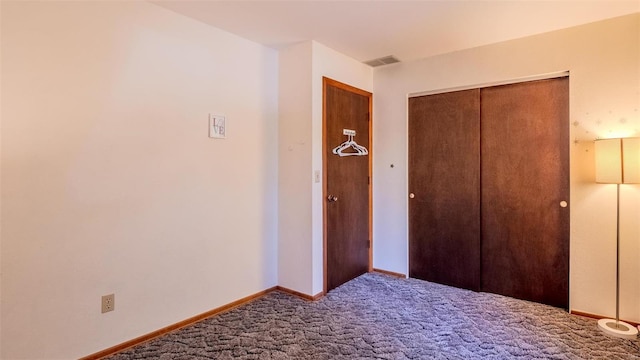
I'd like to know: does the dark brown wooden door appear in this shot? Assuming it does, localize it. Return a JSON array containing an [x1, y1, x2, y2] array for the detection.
[[408, 89, 481, 291], [324, 78, 371, 292], [481, 77, 569, 309]]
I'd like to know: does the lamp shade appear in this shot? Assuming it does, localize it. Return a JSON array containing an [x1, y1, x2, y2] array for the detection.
[[622, 137, 640, 184], [595, 138, 622, 184], [595, 137, 640, 184]]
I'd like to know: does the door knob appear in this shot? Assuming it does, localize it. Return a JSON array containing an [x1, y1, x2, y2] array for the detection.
[[560, 201, 568, 208], [327, 195, 338, 202], [409, 193, 415, 199]]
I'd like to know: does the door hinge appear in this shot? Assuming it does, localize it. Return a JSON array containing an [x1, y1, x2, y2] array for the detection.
[[367, 240, 371, 248]]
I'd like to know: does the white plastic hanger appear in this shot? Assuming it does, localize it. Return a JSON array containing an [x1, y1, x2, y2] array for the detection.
[[332, 129, 368, 157]]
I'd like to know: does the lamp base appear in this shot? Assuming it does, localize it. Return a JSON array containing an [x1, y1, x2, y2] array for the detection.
[[597, 318, 638, 339]]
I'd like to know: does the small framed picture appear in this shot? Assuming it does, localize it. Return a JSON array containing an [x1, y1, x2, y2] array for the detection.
[[209, 114, 226, 139]]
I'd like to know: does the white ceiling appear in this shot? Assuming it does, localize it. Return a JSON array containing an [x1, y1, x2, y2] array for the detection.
[[152, 1, 640, 64]]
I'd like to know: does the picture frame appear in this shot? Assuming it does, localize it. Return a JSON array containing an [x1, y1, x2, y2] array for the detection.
[[209, 114, 226, 139]]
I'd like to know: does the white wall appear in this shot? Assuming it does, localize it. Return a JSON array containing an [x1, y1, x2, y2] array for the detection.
[[278, 41, 372, 296], [1, 1, 278, 359], [278, 42, 313, 294], [373, 13, 640, 322]]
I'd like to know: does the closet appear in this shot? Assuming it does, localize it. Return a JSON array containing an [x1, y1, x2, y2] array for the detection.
[[408, 77, 569, 309]]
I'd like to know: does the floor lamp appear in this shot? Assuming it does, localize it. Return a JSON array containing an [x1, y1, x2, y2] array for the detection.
[[594, 137, 639, 339]]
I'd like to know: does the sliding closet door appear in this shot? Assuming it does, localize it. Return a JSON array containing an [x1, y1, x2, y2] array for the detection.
[[409, 89, 481, 291], [481, 77, 569, 308]]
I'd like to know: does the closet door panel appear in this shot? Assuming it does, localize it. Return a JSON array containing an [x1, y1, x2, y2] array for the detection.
[[409, 89, 481, 291], [481, 77, 569, 308]]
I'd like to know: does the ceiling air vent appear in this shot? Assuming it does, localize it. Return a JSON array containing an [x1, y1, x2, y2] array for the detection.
[[364, 55, 400, 67]]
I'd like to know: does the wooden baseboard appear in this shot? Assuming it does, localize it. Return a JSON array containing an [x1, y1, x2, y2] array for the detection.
[[571, 310, 640, 328], [373, 268, 407, 279], [80, 287, 277, 360], [276, 286, 324, 301]]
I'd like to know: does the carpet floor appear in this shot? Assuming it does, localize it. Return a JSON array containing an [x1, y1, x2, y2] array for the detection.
[[106, 273, 640, 359]]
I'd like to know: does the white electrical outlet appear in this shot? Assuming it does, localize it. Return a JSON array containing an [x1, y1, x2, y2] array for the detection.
[[102, 294, 115, 313]]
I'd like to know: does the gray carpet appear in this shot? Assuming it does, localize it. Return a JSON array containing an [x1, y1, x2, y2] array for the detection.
[[106, 273, 640, 359]]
